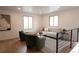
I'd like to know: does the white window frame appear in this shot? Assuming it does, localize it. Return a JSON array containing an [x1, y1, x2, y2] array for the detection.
[[23, 16, 33, 30], [49, 16, 59, 27]]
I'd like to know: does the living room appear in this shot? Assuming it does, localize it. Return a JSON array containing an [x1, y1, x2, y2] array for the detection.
[[0, 6, 79, 53]]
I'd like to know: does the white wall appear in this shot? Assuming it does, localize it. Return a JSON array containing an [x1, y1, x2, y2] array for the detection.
[[23, 13, 42, 32], [0, 11, 42, 40], [42, 8, 79, 30], [1, 8, 79, 40], [42, 8, 79, 41]]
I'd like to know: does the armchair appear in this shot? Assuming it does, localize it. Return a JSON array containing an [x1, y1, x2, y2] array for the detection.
[[19, 31, 46, 49]]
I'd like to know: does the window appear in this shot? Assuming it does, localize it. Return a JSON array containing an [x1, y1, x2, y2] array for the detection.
[[49, 16, 58, 26], [24, 16, 32, 29]]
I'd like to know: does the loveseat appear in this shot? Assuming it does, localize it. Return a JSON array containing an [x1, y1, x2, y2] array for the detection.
[[19, 31, 46, 49]]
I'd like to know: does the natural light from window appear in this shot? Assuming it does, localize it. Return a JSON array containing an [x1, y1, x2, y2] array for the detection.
[[24, 16, 32, 29], [50, 16, 58, 26]]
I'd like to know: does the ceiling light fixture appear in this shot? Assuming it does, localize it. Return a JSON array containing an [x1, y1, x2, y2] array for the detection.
[[17, 8, 21, 10], [57, 6, 60, 9]]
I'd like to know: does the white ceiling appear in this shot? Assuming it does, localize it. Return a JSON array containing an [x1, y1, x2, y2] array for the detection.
[[22, 6, 60, 14], [0, 6, 78, 15]]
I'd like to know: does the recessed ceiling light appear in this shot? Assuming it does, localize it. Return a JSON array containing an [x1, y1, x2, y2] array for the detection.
[[57, 6, 60, 9], [17, 8, 21, 10]]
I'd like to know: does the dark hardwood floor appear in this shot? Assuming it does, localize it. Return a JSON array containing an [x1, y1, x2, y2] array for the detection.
[[0, 38, 26, 53], [0, 38, 76, 53]]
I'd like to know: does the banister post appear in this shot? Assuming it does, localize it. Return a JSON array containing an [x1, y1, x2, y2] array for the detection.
[[70, 30, 72, 48], [56, 33, 59, 53], [77, 28, 79, 42]]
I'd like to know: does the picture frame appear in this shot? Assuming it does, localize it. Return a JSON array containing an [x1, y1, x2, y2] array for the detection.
[[0, 14, 11, 31]]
